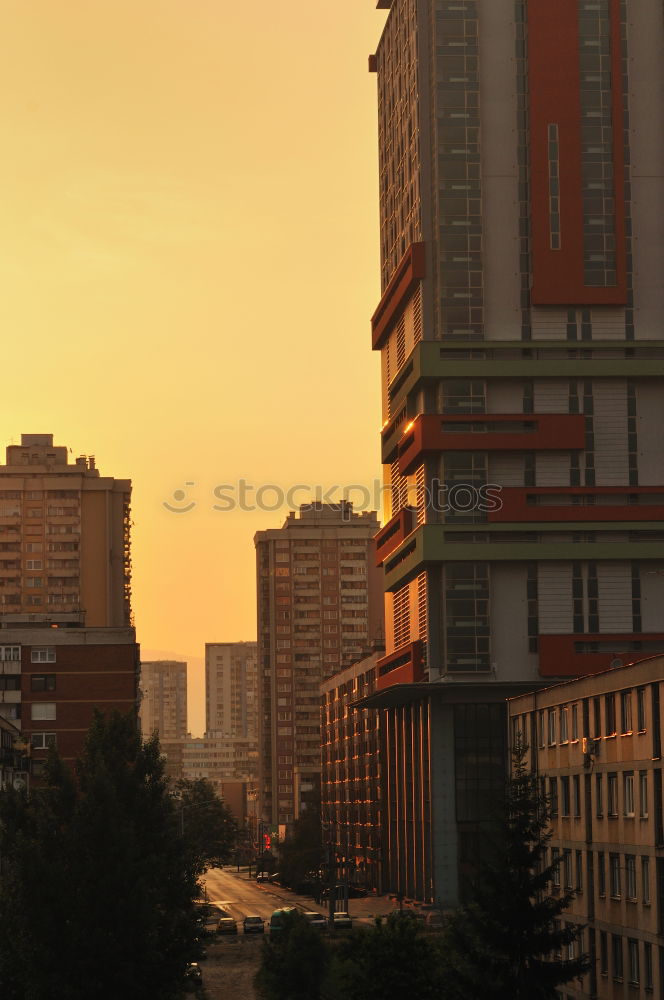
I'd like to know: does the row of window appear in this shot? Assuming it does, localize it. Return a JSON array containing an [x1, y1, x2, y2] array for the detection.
[[0, 646, 56, 663], [521, 686, 649, 748], [549, 847, 651, 905], [547, 769, 648, 819]]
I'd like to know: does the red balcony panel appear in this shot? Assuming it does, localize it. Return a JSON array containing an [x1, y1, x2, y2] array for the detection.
[[374, 508, 414, 567], [371, 242, 426, 350], [398, 414, 585, 476], [490, 487, 664, 523], [538, 634, 664, 678], [375, 640, 425, 692]]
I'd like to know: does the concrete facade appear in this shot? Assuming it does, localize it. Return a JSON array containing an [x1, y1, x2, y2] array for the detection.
[[205, 642, 258, 738], [510, 655, 664, 999], [139, 660, 188, 740], [0, 434, 131, 627], [255, 502, 382, 827]]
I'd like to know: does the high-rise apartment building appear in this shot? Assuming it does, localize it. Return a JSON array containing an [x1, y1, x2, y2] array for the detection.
[[0, 434, 131, 626], [205, 642, 258, 738], [139, 660, 188, 740], [255, 502, 382, 826], [366, 0, 664, 905]]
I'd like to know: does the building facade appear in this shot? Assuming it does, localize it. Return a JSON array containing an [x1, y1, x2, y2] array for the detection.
[[510, 656, 664, 1000], [366, 0, 664, 904], [205, 642, 258, 738], [181, 733, 258, 791], [139, 660, 188, 740], [255, 502, 382, 826], [0, 628, 139, 768], [0, 434, 131, 626], [321, 647, 385, 893]]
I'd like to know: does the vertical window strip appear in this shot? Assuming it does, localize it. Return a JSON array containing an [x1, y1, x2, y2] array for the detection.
[[578, 0, 617, 286], [548, 124, 561, 249]]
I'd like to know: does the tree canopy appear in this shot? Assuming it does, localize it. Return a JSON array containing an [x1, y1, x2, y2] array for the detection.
[[0, 711, 202, 1000], [173, 776, 238, 874], [255, 908, 329, 1000]]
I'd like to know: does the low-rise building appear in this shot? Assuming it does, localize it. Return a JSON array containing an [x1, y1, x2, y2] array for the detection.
[[0, 626, 139, 769], [321, 647, 385, 893], [509, 655, 664, 999]]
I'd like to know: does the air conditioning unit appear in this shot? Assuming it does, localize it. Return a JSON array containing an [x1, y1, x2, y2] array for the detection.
[[582, 737, 601, 756]]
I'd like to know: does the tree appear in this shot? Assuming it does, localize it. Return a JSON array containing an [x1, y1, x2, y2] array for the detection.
[[173, 777, 238, 874], [439, 740, 589, 1000], [255, 909, 329, 1000], [277, 801, 322, 891], [0, 711, 201, 1000], [331, 911, 443, 1000]]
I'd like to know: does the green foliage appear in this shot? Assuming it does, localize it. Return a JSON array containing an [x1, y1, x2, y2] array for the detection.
[[329, 911, 444, 1000], [255, 909, 329, 1000], [173, 777, 238, 875], [277, 802, 322, 891], [439, 740, 590, 1000], [0, 711, 201, 1000]]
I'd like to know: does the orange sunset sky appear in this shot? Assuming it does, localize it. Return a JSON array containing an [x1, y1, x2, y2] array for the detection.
[[0, 1, 388, 734]]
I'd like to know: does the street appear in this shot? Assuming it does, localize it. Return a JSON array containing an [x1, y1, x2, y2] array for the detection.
[[195, 867, 395, 998]]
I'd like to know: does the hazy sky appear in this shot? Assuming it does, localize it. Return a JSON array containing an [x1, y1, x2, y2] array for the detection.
[[0, 1, 387, 734]]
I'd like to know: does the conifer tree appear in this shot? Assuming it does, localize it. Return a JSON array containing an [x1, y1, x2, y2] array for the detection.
[[0, 711, 201, 1000], [440, 740, 589, 1000]]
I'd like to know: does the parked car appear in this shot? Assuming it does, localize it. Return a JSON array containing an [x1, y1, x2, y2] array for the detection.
[[332, 911, 353, 930], [217, 917, 238, 935], [268, 872, 281, 884], [243, 915, 265, 934], [184, 963, 203, 991], [303, 911, 327, 931], [255, 874, 269, 883]]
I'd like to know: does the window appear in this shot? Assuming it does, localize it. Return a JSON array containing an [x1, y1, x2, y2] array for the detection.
[[26, 559, 42, 570], [25, 577, 42, 588], [624, 772, 635, 816], [644, 942, 653, 990], [30, 674, 56, 691], [621, 691, 632, 734], [597, 851, 606, 896], [551, 847, 561, 887], [571, 703, 579, 741], [31, 703, 56, 721], [599, 931, 608, 975], [573, 775, 581, 817], [609, 853, 621, 897], [611, 934, 623, 980], [575, 850, 583, 891], [560, 705, 568, 743], [593, 696, 601, 737], [538, 709, 545, 748], [561, 776, 570, 816], [605, 694, 616, 735], [639, 771, 648, 817], [31, 647, 55, 663], [595, 773, 603, 816], [637, 687, 646, 732], [30, 733, 56, 750], [628, 938, 639, 985], [608, 773, 618, 816], [642, 856, 650, 904], [548, 708, 556, 745], [625, 855, 636, 899], [0, 645, 20, 661], [563, 849, 573, 889], [549, 777, 558, 817]]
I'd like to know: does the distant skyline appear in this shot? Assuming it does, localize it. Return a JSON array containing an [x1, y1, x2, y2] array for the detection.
[[1, 0, 388, 730]]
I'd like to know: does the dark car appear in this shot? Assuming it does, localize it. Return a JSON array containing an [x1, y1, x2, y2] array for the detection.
[[185, 963, 203, 992], [303, 911, 327, 931], [217, 917, 238, 935], [255, 874, 269, 883], [333, 911, 353, 930], [243, 915, 265, 934]]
